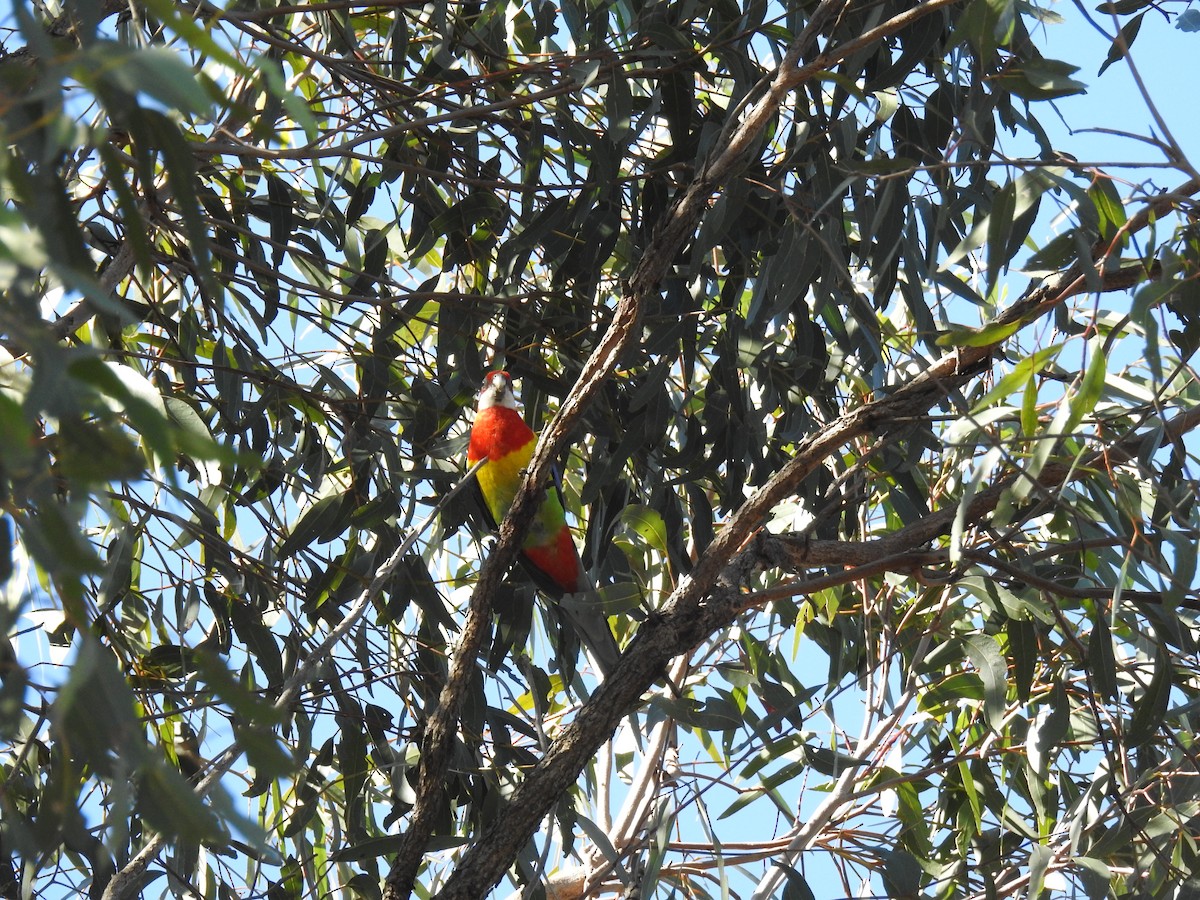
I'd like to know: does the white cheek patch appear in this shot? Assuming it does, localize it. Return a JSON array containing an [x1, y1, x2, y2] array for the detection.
[[477, 375, 519, 410]]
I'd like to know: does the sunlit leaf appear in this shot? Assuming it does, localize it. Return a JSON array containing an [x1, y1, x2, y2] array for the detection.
[[5, 0, 1200, 896]]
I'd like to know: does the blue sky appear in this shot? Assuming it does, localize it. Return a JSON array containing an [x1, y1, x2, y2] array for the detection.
[[1041, 2, 1197, 184]]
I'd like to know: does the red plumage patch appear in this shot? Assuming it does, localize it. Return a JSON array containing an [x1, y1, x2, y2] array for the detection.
[[522, 526, 583, 594], [468, 406, 535, 463]]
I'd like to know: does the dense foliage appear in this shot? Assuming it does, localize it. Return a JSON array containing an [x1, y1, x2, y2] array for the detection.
[[3, 0, 1200, 897]]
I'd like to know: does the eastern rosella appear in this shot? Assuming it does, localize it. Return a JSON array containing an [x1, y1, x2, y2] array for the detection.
[[468, 371, 620, 675]]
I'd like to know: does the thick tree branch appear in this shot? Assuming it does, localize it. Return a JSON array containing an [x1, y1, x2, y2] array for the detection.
[[429, 154, 1200, 898], [381, 244, 645, 900], [547, 657, 689, 900], [385, 4, 964, 896], [427, 1, 992, 895]]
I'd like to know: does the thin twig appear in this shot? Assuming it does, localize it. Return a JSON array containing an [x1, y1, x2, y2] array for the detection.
[[424, 166, 1200, 900], [101, 459, 486, 900]]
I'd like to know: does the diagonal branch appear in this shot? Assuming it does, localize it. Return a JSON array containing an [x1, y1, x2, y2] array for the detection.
[[744, 385, 1200, 612], [749, 685, 920, 899], [428, 167, 1200, 897], [380, 287, 644, 899], [384, 0, 954, 890], [424, 0, 1020, 895], [100, 459, 487, 900]]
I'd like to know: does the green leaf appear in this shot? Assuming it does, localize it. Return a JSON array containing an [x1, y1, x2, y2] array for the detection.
[[137, 758, 223, 842], [1127, 641, 1171, 747], [970, 343, 1062, 413], [965, 635, 1008, 729], [1072, 856, 1112, 899], [1065, 342, 1108, 434], [1160, 529, 1197, 606], [944, 169, 1060, 275], [919, 672, 985, 718], [955, 0, 1015, 66], [0, 630, 27, 741], [658, 696, 744, 732], [265, 172, 297, 269], [1030, 682, 1070, 774], [228, 599, 284, 687], [1178, 8, 1200, 30], [51, 637, 146, 778], [1000, 59, 1088, 101], [984, 178, 1017, 294], [236, 723, 294, 779], [1028, 843, 1053, 896], [955, 760, 984, 834], [0, 205, 48, 270], [1007, 618, 1037, 703], [595, 581, 645, 614], [164, 397, 226, 481], [1098, 12, 1144, 76], [937, 319, 1021, 348], [616, 504, 669, 557], [1021, 367, 1039, 437], [257, 58, 321, 145], [279, 491, 354, 557], [576, 813, 622, 868], [780, 866, 817, 900], [1089, 612, 1119, 701], [69, 357, 174, 468], [136, 0, 249, 72], [882, 847, 924, 897], [99, 143, 154, 279], [135, 643, 200, 682], [1010, 345, 1105, 506], [0, 393, 34, 471], [330, 835, 410, 863], [1087, 176, 1127, 244], [804, 744, 867, 778], [90, 43, 214, 115], [741, 732, 807, 779], [1025, 230, 1080, 275], [718, 786, 767, 820], [136, 108, 219, 300]]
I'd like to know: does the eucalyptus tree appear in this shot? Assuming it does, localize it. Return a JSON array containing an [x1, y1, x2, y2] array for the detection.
[[2, 0, 1199, 897]]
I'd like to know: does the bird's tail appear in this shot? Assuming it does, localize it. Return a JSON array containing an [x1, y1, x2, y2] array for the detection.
[[559, 591, 621, 678]]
